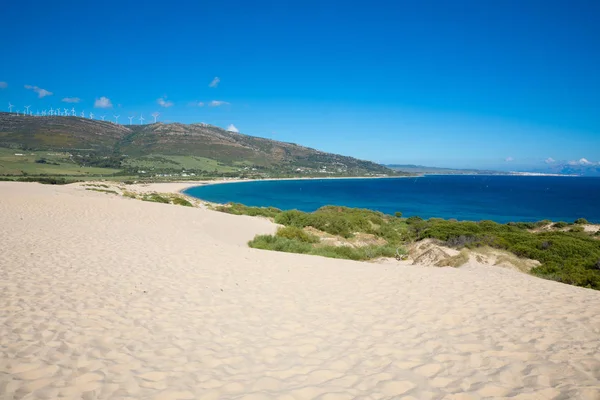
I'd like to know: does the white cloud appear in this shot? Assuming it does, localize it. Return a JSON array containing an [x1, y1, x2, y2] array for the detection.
[[209, 77, 220, 88], [0, 81, 7, 89], [226, 124, 239, 133], [209, 100, 229, 107], [505, 156, 514, 162], [62, 97, 81, 103], [567, 158, 598, 166], [24, 84, 53, 98], [157, 97, 174, 108], [94, 96, 113, 108], [188, 101, 205, 107], [545, 157, 555, 164]]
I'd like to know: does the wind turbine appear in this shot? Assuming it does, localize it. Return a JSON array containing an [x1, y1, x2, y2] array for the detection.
[[36, 110, 39, 116], [16, 110, 20, 116], [24, 105, 31, 115], [49, 107, 54, 116], [57, 109, 62, 116], [42, 110, 46, 116], [139, 114, 145, 125], [128, 116, 134, 125], [151, 112, 160, 123], [63, 108, 69, 116], [8, 102, 14, 113], [80, 111, 85, 118], [114, 115, 120, 124], [100, 115, 105, 121], [71, 108, 76, 116], [89, 112, 94, 119]]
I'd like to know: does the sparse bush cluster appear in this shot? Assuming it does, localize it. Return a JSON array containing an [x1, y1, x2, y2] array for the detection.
[[141, 193, 170, 204], [216, 202, 600, 290], [248, 235, 398, 261], [410, 218, 600, 289], [273, 206, 406, 241], [171, 197, 193, 207], [214, 203, 282, 218]]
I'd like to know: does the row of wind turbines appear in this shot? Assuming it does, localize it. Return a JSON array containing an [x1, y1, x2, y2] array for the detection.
[[6, 102, 161, 124]]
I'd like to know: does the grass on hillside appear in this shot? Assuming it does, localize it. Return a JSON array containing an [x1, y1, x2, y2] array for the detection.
[[0, 148, 120, 176], [123, 154, 238, 173]]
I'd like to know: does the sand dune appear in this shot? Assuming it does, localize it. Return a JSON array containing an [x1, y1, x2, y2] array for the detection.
[[1, 182, 599, 399]]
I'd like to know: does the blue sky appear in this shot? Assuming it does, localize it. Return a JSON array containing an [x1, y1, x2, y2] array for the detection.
[[0, 0, 599, 170]]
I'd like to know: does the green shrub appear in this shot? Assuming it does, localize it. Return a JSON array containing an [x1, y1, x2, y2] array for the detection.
[[406, 216, 424, 224], [172, 197, 193, 207], [574, 218, 589, 225], [215, 203, 281, 218], [248, 235, 313, 254], [395, 211, 403, 218], [276, 226, 319, 243], [142, 193, 169, 204], [553, 221, 570, 229], [249, 233, 398, 261], [86, 188, 118, 194], [569, 226, 585, 233], [15, 177, 70, 185]]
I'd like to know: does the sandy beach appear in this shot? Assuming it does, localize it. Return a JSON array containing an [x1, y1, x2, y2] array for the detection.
[[1, 181, 600, 400]]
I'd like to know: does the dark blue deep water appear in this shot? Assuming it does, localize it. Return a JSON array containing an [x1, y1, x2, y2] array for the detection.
[[184, 176, 600, 223]]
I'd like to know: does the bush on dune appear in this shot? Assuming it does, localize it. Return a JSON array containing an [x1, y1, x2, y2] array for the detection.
[[220, 201, 600, 290], [276, 226, 319, 243], [215, 203, 282, 218], [412, 218, 600, 289], [172, 197, 193, 207], [248, 233, 398, 261]]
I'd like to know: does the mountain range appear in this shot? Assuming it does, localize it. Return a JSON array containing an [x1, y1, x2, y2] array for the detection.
[[0, 112, 395, 176]]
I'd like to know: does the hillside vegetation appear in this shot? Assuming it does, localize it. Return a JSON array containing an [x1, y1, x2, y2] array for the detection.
[[0, 112, 399, 178]]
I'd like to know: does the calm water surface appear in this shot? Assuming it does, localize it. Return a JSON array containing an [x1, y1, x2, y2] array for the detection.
[[184, 175, 600, 223]]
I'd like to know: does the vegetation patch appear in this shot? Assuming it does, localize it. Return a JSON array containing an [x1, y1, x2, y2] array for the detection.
[[141, 193, 170, 204], [86, 188, 118, 194], [433, 249, 469, 267], [171, 196, 194, 207], [220, 203, 600, 290], [248, 234, 398, 261], [215, 203, 282, 218]]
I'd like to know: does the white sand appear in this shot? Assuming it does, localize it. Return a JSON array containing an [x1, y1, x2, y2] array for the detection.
[[1, 181, 599, 400]]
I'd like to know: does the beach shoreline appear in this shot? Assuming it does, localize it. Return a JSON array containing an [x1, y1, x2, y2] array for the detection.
[[2, 181, 600, 399]]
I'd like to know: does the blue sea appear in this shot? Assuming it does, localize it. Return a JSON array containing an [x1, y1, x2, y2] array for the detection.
[[184, 175, 600, 223]]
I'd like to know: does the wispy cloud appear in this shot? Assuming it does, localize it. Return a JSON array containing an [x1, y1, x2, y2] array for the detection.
[[227, 124, 239, 133], [157, 97, 174, 108], [62, 97, 81, 103], [94, 96, 113, 108], [209, 100, 229, 107], [0, 81, 7, 89], [545, 157, 556, 164], [505, 156, 514, 162], [24, 84, 53, 98], [209, 77, 220, 88], [188, 101, 204, 107]]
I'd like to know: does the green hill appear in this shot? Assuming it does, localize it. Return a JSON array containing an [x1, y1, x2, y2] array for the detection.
[[0, 113, 398, 178]]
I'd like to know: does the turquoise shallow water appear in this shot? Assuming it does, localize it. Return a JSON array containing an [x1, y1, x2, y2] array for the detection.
[[184, 175, 600, 223]]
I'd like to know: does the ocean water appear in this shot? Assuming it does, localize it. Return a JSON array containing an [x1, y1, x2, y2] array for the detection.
[[184, 175, 600, 223]]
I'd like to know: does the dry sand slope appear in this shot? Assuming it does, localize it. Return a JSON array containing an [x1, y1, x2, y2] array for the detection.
[[1, 182, 600, 400]]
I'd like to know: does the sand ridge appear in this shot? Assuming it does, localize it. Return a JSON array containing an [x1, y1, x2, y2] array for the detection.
[[1, 182, 600, 399]]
